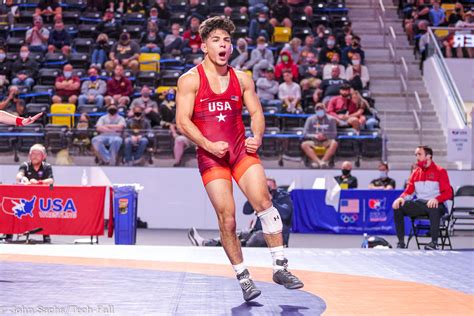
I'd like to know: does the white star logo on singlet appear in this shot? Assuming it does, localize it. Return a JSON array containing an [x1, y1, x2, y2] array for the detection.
[[216, 112, 226, 122]]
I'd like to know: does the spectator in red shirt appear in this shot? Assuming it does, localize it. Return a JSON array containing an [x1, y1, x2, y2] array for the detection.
[[274, 51, 298, 81], [105, 65, 133, 109], [392, 146, 452, 250], [52, 64, 80, 104], [326, 84, 365, 132], [182, 16, 202, 55]]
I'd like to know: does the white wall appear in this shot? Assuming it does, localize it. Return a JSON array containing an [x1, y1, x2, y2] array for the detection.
[[444, 59, 474, 103], [1, 166, 473, 230]]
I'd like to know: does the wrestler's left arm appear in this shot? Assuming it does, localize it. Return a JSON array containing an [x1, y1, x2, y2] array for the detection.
[[238, 71, 265, 154]]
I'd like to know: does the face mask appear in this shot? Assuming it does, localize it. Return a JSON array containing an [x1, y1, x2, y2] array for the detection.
[[134, 112, 142, 118], [417, 159, 427, 168], [455, 8, 461, 13], [64, 71, 72, 78], [190, 26, 199, 32], [281, 55, 289, 62], [108, 107, 118, 115], [332, 60, 339, 64], [20, 52, 28, 59], [379, 171, 388, 179], [0, 53, 5, 60], [327, 40, 335, 47], [257, 44, 266, 50], [120, 35, 129, 42], [166, 93, 175, 101], [90, 76, 97, 82], [316, 110, 325, 117], [352, 41, 359, 47], [352, 59, 360, 65], [342, 169, 351, 176], [258, 18, 266, 23], [142, 92, 150, 98]]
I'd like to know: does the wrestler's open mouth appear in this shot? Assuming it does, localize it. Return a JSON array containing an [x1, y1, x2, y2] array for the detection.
[[218, 52, 226, 57]]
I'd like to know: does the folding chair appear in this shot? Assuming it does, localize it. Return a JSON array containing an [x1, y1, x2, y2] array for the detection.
[[450, 185, 474, 234]]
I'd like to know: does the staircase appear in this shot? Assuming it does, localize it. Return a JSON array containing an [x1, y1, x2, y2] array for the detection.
[[346, 0, 453, 169]]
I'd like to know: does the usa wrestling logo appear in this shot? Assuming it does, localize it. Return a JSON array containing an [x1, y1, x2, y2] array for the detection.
[[1, 196, 78, 219], [1, 196, 37, 219], [368, 199, 388, 222]]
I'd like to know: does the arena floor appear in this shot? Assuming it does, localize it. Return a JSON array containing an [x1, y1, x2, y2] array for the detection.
[[1, 231, 473, 315]]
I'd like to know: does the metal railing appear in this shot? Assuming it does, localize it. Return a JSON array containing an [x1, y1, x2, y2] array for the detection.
[[426, 27, 468, 126]]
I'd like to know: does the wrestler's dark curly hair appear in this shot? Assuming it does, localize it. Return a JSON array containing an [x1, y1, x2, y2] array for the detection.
[[199, 16, 236, 42]]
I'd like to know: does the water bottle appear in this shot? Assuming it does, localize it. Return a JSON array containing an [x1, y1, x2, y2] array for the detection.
[[361, 233, 369, 248], [81, 169, 88, 186]]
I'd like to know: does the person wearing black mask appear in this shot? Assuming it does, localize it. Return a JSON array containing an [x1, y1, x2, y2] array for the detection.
[[92, 104, 126, 165], [129, 86, 161, 127], [448, 3, 464, 25], [124, 106, 151, 165], [335, 161, 358, 189], [341, 35, 365, 66]]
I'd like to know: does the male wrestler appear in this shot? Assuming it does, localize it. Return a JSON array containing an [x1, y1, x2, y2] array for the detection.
[[176, 17, 303, 302]]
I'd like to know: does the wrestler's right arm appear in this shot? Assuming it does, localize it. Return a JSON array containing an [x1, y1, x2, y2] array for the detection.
[[176, 71, 229, 158]]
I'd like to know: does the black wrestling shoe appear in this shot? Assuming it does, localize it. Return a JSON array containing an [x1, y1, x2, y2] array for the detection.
[[424, 241, 439, 251], [272, 259, 304, 290], [236, 269, 261, 302], [43, 235, 51, 244], [396, 242, 406, 249]]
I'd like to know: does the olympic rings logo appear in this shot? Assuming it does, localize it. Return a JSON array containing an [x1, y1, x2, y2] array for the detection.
[[340, 214, 358, 224]]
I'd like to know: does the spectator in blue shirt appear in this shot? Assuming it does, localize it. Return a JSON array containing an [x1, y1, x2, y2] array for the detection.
[[429, 0, 445, 27], [48, 21, 72, 56]]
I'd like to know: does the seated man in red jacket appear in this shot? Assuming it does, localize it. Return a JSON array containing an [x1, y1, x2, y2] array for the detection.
[[326, 84, 365, 132], [105, 64, 133, 109], [392, 146, 452, 250]]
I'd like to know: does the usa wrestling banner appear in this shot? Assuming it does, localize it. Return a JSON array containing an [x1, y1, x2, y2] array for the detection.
[[0, 185, 106, 235]]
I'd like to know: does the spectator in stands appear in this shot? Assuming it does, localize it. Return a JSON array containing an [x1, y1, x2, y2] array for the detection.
[[248, 0, 269, 16], [108, 0, 125, 14], [164, 23, 183, 55], [243, 36, 274, 81], [335, 161, 358, 189], [0, 47, 10, 89], [300, 34, 319, 63], [78, 68, 106, 108], [11, 46, 38, 89], [182, 16, 202, 55], [392, 146, 452, 250], [315, 65, 349, 104], [35, 0, 61, 23], [124, 106, 151, 165], [91, 33, 110, 69], [0, 0, 19, 25], [369, 162, 396, 190], [105, 65, 133, 109], [72, 112, 91, 150], [448, 2, 465, 25], [159, 88, 176, 128], [128, 86, 161, 127], [85, 0, 107, 12], [25, 17, 49, 53], [327, 84, 365, 132], [345, 53, 370, 90], [14, 144, 54, 243], [128, 0, 145, 13], [47, 21, 71, 56], [299, 52, 322, 100], [405, 1, 431, 43], [275, 50, 298, 81], [454, 12, 474, 58], [188, 178, 294, 247], [151, 0, 171, 27], [429, 0, 445, 27], [141, 21, 164, 54], [230, 38, 249, 70], [97, 9, 122, 39], [170, 123, 195, 167], [256, 67, 282, 111], [92, 105, 126, 165], [352, 90, 378, 130], [106, 32, 140, 74], [337, 24, 354, 48], [322, 53, 346, 80], [340, 33, 353, 51], [278, 70, 301, 113], [341, 35, 365, 66], [319, 34, 341, 65], [281, 37, 303, 64], [301, 103, 338, 168], [270, 0, 292, 28], [314, 24, 329, 49], [248, 11, 274, 43], [0, 86, 24, 115], [186, 0, 209, 22], [52, 64, 80, 105]]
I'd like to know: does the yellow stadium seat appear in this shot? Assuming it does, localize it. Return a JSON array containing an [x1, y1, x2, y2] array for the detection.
[[139, 53, 160, 72], [156, 86, 177, 95], [273, 27, 292, 43], [442, 4, 455, 19], [50, 103, 76, 127], [434, 29, 449, 38]]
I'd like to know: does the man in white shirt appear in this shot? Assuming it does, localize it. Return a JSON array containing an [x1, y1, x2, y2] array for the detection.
[[278, 70, 301, 113], [25, 17, 49, 52]]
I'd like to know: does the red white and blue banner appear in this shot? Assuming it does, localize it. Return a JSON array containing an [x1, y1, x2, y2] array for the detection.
[[0, 185, 106, 235], [291, 189, 411, 235]]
